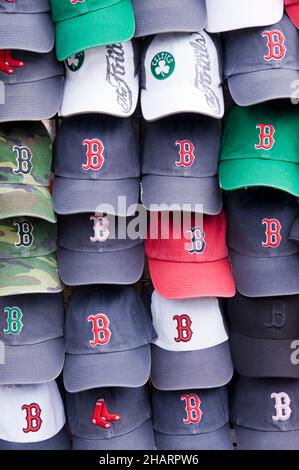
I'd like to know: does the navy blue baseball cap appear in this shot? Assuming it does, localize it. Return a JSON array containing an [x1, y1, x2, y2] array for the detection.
[[152, 386, 233, 450], [64, 286, 156, 392], [231, 377, 299, 450], [53, 115, 140, 217], [66, 386, 156, 450]]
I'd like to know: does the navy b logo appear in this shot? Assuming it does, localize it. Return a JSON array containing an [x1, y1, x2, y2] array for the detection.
[[186, 227, 206, 254], [14, 221, 34, 248], [265, 301, 286, 329], [12, 146, 33, 175]]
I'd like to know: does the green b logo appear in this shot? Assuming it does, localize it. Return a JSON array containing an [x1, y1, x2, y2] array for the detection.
[[4, 307, 23, 335], [151, 52, 175, 80], [66, 51, 85, 72]]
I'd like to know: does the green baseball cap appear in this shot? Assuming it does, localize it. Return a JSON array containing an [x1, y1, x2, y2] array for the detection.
[[0, 122, 56, 223], [50, 0, 135, 61], [0, 217, 63, 297], [220, 103, 299, 197]]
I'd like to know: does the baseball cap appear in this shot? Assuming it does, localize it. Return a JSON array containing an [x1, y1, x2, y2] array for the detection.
[[227, 292, 299, 378], [145, 212, 235, 299], [132, 0, 207, 37], [0, 0, 54, 53], [0, 382, 70, 450], [141, 32, 224, 121], [150, 291, 233, 390], [220, 103, 299, 196], [0, 122, 56, 223], [152, 386, 233, 450], [206, 0, 284, 33], [0, 50, 64, 123], [231, 377, 299, 450], [0, 293, 64, 384], [50, 0, 135, 61], [141, 114, 222, 215], [57, 213, 144, 286], [224, 14, 299, 106], [0, 217, 63, 297], [66, 386, 155, 450], [64, 285, 155, 393], [285, 0, 299, 28], [60, 42, 139, 117], [226, 189, 299, 297], [53, 115, 140, 217]]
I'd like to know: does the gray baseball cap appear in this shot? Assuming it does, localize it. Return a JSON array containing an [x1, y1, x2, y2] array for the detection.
[[57, 213, 144, 286], [152, 386, 233, 450], [231, 377, 299, 450], [53, 115, 140, 217], [141, 114, 222, 215], [0, 50, 64, 123], [66, 386, 156, 450], [64, 286, 156, 392], [226, 189, 299, 297], [0, 0, 54, 53], [0, 293, 64, 385], [132, 0, 207, 37], [227, 292, 299, 378], [224, 14, 299, 106]]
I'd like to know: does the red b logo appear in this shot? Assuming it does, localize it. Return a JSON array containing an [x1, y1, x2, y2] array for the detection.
[[175, 140, 195, 167], [262, 30, 286, 61], [255, 124, 275, 151], [173, 315, 193, 343], [262, 218, 282, 248], [22, 403, 42, 433], [181, 394, 202, 424], [88, 314, 112, 346], [82, 138, 105, 171]]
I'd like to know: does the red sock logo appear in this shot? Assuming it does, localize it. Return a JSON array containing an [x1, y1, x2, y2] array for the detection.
[[262, 30, 286, 61], [22, 403, 42, 433], [181, 394, 202, 424], [255, 124, 275, 150], [173, 315, 193, 343], [262, 218, 282, 248], [88, 314, 111, 346], [175, 140, 195, 167], [91, 399, 121, 429]]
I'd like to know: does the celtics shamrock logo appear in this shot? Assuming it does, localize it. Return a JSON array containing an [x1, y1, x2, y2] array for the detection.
[[151, 52, 175, 80], [65, 51, 85, 72]]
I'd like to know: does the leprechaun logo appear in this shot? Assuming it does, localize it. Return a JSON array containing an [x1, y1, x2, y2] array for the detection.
[[151, 51, 175, 80], [65, 51, 85, 72]]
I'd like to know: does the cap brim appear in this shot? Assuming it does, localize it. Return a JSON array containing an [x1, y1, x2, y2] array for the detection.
[[72, 418, 155, 451], [228, 69, 299, 106], [0, 427, 70, 451], [230, 331, 299, 378], [0, 185, 56, 223], [154, 424, 233, 450], [230, 249, 299, 297], [148, 258, 236, 299], [0, 253, 63, 296], [142, 175, 222, 215], [63, 344, 151, 393], [55, 0, 135, 61], [58, 243, 144, 286], [0, 13, 54, 53], [235, 425, 299, 450], [141, 85, 224, 122], [0, 337, 64, 385], [134, 0, 207, 37], [286, 5, 299, 29], [53, 177, 140, 216], [220, 158, 299, 196], [150, 342, 233, 391], [0, 75, 63, 123]]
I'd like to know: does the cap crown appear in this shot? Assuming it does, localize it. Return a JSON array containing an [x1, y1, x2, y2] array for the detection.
[[54, 115, 139, 181], [152, 386, 229, 435], [226, 189, 299, 258], [0, 0, 50, 13], [50, 0, 121, 22], [66, 286, 155, 355], [224, 15, 299, 78], [231, 377, 299, 431], [142, 115, 220, 178], [0, 382, 65, 443], [67, 386, 151, 440]]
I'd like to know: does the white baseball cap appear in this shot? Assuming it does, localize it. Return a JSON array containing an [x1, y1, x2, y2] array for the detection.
[[150, 291, 233, 390], [60, 42, 139, 118], [206, 0, 284, 33], [0, 382, 70, 450], [141, 32, 224, 122]]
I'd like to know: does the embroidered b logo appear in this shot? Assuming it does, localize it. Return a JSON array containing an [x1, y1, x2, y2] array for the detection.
[[14, 220, 34, 248], [181, 394, 202, 424], [82, 139, 105, 171], [262, 30, 286, 61], [90, 215, 110, 243], [271, 392, 292, 422], [262, 218, 282, 248], [186, 227, 206, 254], [4, 307, 23, 335], [175, 140, 195, 167], [255, 124, 275, 151], [12, 145, 33, 175], [22, 404, 42, 433], [88, 314, 111, 346], [173, 315, 193, 343]]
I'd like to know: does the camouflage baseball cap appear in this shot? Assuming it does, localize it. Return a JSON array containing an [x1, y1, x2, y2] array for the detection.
[[0, 217, 63, 296], [0, 123, 56, 223]]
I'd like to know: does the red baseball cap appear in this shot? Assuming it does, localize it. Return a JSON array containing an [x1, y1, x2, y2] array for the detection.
[[145, 212, 236, 299], [285, 0, 299, 28]]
